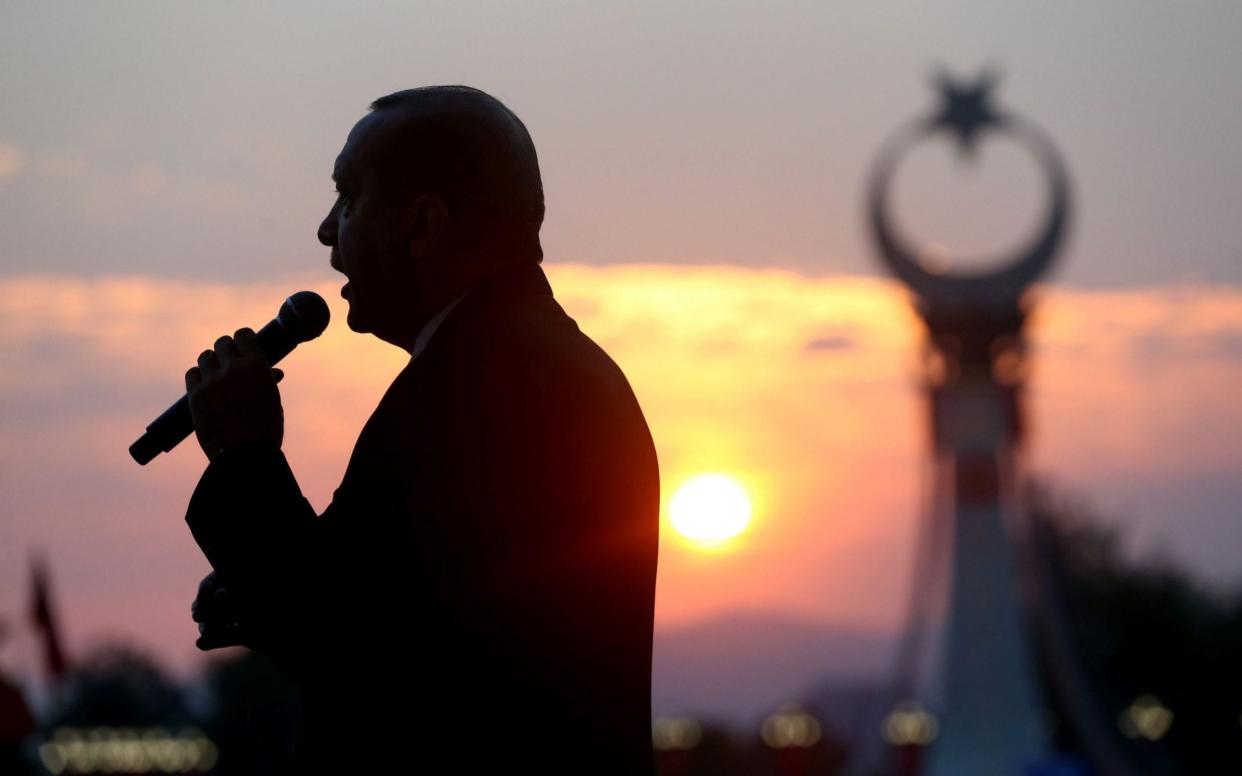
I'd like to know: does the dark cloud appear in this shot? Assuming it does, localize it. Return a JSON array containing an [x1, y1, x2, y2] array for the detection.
[[1127, 328, 1242, 363], [804, 334, 856, 353]]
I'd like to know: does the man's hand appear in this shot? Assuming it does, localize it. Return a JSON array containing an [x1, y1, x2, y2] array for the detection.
[[191, 571, 251, 651], [185, 327, 284, 462]]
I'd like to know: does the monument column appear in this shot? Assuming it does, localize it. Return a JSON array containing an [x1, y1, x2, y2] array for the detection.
[[866, 72, 1071, 775]]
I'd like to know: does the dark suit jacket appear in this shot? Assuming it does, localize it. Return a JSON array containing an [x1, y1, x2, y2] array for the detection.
[[186, 262, 660, 774]]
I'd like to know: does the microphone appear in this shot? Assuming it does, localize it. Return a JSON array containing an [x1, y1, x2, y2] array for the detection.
[[128, 291, 331, 465]]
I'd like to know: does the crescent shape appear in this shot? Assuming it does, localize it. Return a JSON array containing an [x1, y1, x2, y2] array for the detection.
[[868, 116, 1071, 310]]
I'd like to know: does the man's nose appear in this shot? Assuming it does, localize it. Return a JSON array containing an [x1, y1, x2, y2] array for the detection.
[[317, 208, 337, 247]]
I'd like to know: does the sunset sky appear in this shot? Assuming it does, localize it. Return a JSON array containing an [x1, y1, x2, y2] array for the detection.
[[1, 2, 1240, 686]]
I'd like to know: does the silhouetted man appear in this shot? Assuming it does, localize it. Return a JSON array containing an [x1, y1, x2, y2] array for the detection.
[[184, 86, 660, 774]]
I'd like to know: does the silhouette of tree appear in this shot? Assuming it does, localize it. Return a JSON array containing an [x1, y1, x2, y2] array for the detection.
[[1030, 481, 1242, 773], [47, 642, 191, 728]]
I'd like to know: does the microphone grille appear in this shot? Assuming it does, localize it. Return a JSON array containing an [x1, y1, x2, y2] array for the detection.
[[278, 291, 331, 342]]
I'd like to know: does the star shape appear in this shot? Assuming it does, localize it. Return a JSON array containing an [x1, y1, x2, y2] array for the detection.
[[930, 70, 1005, 157]]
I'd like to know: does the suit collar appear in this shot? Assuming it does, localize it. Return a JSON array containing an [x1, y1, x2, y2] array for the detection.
[[408, 290, 469, 363], [409, 261, 552, 364], [443, 261, 552, 326]]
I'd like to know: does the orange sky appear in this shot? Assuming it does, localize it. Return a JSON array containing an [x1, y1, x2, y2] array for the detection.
[[1, 265, 1240, 676]]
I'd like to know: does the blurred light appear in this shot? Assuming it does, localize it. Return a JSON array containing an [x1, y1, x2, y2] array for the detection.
[[882, 700, 939, 746], [1118, 695, 1173, 741], [37, 742, 65, 775], [669, 473, 751, 545], [0, 142, 23, 178], [991, 341, 1026, 385], [921, 345, 951, 386], [917, 242, 952, 274], [761, 705, 822, 749], [37, 727, 217, 774], [652, 716, 702, 751]]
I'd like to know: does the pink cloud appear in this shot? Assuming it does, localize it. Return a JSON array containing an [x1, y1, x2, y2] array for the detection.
[[0, 268, 1238, 679]]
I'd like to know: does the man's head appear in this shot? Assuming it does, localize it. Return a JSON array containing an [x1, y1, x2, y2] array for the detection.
[[317, 86, 544, 348]]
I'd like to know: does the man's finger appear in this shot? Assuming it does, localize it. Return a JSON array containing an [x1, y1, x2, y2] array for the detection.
[[197, 348, 220, 376], [194, 591, 239, 625], [185, 366, 203, 392], [192, 573, 220, 622], [234, 328, 261, 357], [272, 368, 285, 384], [214, 335, 240, 367], [196, 621, 246, 651]]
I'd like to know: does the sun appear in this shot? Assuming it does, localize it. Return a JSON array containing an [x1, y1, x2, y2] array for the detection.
[[669, 473, 752, 547]]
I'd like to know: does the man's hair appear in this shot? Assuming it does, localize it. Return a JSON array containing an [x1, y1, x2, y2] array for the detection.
[[368, 86, 545, 264]]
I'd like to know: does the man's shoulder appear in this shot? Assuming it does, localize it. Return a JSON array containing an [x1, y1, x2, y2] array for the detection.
[[480, 292, 637, 409], [431, 265, 633, 394], [364, 262, 653, 464]]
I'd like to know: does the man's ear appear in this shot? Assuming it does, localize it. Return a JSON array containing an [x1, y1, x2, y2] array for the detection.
[[406, 194, 450, 259]]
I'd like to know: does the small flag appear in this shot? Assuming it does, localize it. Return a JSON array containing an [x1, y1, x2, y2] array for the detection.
[[29, 554, 68, 681]]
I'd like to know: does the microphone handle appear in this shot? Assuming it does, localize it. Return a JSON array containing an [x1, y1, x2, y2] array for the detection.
[[128, 319, 299, 465]]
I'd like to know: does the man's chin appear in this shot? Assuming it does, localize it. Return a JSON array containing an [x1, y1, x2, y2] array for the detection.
[[345, 307, 372, 334]]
